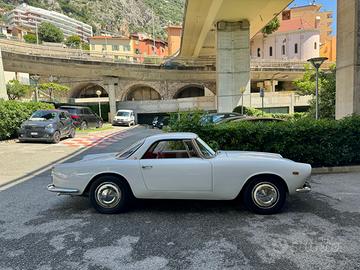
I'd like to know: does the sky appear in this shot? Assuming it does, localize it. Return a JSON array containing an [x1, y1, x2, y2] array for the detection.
[[290, 0, 337, 34]]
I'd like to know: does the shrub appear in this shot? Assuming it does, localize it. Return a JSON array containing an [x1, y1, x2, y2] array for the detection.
[[168, 112, 360, 167], [0, 100, 54, 140]]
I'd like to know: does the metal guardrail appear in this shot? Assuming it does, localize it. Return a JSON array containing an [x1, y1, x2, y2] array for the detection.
[[0, 38, 335, 69]]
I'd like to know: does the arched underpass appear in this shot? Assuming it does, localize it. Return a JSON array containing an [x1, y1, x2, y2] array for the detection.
[[124, 85, 161, 101]]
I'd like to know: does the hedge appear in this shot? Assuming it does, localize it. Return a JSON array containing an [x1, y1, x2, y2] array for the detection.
[[0, 100, 54, 140], [169, 112, 360, 168]]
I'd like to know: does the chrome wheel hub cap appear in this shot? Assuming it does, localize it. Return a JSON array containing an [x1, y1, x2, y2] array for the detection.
[[95, 182, 121, 208], [252, 182, 279, 208]]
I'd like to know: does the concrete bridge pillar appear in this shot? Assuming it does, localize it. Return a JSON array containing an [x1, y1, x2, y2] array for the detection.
[[103, 78, 118, 122], [336, 0, 360, 118], [0, 48, 8, 100], [216, 20, 250, 112]]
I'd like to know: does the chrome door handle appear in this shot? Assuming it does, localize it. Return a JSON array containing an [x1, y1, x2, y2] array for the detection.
[[142, 165, 153, 169]]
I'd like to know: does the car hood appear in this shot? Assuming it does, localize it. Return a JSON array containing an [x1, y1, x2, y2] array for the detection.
[[80, 152, 118, 162], [218, 150, 284, 160], [22, 120, 56, 127]]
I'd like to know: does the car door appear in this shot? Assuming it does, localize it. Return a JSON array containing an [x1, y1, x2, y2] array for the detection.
[[85, 108, 97, 127], [139, 139, 212, 191], [58, 112, 69, 136]]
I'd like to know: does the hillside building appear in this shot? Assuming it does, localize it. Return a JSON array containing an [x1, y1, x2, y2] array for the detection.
[[280, 4, 336, 61], [167, 25, 182, 56], [5, 4, 92, 41], [131, 33, 168, 61], [251, 18, 320, 61], [89, 36, 133, 62]]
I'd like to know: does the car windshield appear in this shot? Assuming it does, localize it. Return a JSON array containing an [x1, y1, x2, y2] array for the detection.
[[116, 139, 145, 159], [117, 111, 130, 117], [60, 108, 78, 114], [30, 111, 57, 121], [196, 137, 216, 158]]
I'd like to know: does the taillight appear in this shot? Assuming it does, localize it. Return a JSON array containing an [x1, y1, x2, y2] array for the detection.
[[71, 115, 80, 119]]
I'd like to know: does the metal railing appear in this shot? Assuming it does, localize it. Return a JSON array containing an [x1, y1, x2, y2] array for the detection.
[[0, 38, 335, 69]]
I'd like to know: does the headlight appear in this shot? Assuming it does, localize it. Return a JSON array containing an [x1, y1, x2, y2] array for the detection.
[[45, 123, 54, 130]]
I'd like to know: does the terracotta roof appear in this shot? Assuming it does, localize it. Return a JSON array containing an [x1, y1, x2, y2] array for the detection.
[[277, 17, 314, 33]]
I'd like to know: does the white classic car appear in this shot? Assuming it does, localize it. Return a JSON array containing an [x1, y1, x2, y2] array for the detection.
[[48, 132, 311, 215]]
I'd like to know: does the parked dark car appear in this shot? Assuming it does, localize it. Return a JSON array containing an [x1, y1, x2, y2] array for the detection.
[[154, 116, 170, 129], [18, 110, 75, 143], [199, 112, 241, 125], [59, 106, 103, 130], [218, 116, 286, 124]]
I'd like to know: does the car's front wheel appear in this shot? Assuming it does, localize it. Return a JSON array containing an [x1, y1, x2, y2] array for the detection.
[[51, 131, 61, 144], [68, 128, 75, 138], [89, 176, 131, 214], [242, 176, 286, 215]]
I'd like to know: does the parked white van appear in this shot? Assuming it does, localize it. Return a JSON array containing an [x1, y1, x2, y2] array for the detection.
[[112, 110, 136, 127]]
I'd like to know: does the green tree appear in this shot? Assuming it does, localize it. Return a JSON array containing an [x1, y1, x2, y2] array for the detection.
[[65, 35, 81, 48], [6, 80, 32, 100], [81, 42, 90, 50], [38, 22, 64, 43], [23, 33, 37, 44], [294, 64, 336, 119], [262, 17, 280, 35], [38, 82, 69, 101]]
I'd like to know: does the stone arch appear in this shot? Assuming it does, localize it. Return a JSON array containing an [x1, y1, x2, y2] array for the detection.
[[70, 82, 108, 98], [123, 84, 161, 101], [174, 84, 206, 99]]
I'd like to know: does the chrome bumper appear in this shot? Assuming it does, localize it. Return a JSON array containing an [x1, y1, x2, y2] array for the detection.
[[47, 184, 79, 195], [296, 181, 311, 193]]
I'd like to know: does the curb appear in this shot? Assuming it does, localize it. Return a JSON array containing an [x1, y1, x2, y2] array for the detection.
[[312, 165, 360, 174]]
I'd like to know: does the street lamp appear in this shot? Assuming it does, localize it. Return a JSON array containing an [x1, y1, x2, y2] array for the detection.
[[96, 90, 102, 118], [307, 57, 328, 120], [30, 74, 40, 102]]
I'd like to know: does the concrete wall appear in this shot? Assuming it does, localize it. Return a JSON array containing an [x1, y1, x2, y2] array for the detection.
[[336, 0, 360, 118]]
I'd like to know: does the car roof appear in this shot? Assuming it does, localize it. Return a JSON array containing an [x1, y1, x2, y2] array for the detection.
[[36, 109, 66, 113], [116, 109, 133, 112], [59, 106, 88, 109], [145, 132, 197, 142]]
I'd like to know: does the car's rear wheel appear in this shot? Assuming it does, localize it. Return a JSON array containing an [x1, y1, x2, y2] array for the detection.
[[52, 131, 61, 144], [242, 176, 286, 215], [89, 176, 131, 214], [97, 121, 103, 128], [80, 121, 87, 130]]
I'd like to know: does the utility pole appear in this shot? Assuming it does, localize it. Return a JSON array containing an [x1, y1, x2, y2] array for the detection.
[[36, 21, 39, 45], [152, 9, 156, 55]]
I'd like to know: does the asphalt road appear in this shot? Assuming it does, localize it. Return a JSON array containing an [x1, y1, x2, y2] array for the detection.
[[0, 126, 360, 270]]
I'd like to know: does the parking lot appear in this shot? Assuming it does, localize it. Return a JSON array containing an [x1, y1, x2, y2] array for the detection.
[[0, 126, 359, 270]]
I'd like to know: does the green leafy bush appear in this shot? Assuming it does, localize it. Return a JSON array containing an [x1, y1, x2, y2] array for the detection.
[[168, 112, 360, 167], [0, 100, 54, 140]]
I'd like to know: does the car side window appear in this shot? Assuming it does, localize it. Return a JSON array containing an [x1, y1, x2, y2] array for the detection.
[[59, 112, 67, 120], [142, 140, 194, 159]]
